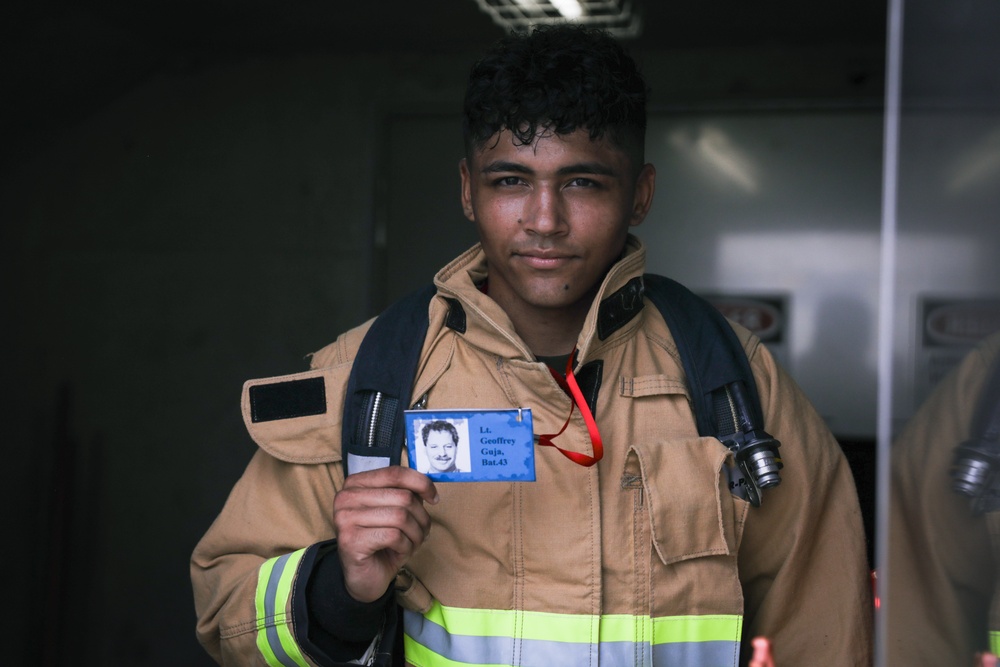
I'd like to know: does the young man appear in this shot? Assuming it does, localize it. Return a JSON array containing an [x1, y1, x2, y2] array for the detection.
[[191, 25, 872, 666]]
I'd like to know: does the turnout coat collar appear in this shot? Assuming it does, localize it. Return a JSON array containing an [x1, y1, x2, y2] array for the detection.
[[429, 234, 650, 372]]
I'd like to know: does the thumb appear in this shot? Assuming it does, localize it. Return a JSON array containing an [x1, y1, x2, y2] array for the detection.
[[750, 636, 775, 667]]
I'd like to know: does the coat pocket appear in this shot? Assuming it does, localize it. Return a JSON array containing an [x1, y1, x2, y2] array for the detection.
[[626, 436, 748, 566]]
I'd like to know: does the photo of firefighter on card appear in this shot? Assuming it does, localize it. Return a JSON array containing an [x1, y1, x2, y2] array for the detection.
[[409, 417, 471, 476]]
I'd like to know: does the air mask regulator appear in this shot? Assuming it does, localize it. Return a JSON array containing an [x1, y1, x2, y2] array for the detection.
[[951, 438, 1000, 514], [950, 364, 1000, 515], [718, 381, 783, 507]]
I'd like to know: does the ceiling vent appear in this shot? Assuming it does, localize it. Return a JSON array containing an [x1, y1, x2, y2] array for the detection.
[[471, 0, 642, 38]]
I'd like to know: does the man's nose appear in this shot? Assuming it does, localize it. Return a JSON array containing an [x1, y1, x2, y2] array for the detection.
[[522, 186, 566, 236]]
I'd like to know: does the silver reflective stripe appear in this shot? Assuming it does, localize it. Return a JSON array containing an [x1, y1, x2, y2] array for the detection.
[[404, 607, 741, 667], [405, 609, 592, 664], [348, 452, 391, 473], [651, 640, 740, 666], [265, 554, 299, 667], [590, 640, 740, 667]]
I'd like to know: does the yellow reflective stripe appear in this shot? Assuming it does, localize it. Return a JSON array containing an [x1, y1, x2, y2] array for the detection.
[[598, 614, 652, 642], [424, 601, 596, 642], [254, 550, 310, 667], [990, 630, 1000, 655], [255, 558, 279, 663], [423, 600, 741, 645], [651, 614, 744, 644]]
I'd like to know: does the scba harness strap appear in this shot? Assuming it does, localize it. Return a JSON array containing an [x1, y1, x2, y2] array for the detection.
[[952, 356, 1000, 515], [341, 274, 782, 506]]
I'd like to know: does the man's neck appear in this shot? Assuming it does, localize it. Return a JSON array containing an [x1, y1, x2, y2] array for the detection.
[[499, 294, 594, 358], [535, 351, 574, 373]]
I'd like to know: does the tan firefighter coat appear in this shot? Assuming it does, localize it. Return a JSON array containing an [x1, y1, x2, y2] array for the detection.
[[192, 237, 873, 666]]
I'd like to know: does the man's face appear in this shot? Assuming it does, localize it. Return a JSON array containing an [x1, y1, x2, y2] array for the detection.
[[424, 429, 458, 472], [460, 128, 655, 322]]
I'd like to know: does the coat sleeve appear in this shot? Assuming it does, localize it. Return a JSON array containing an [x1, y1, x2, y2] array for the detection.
[[190, 446, 401, 665], [736, 340, 874, 666], [190, 326, 398, 666]]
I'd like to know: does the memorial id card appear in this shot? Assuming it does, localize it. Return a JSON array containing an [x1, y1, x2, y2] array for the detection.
[[404, 408, 535, 482]]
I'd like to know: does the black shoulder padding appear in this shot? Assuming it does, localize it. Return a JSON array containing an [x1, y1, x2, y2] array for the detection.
[[249, 376, 326, 423]]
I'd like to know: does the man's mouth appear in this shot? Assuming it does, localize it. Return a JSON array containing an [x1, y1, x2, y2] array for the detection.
[[514, 249, 575, 269]]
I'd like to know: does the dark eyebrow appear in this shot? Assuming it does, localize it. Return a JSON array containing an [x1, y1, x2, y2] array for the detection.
[[558, 162, 617, 177], [481, 160, 531, 175], [480, 161, 617, 177]]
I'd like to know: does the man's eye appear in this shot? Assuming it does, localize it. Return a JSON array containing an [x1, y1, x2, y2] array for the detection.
[[569, 177, 596, 187], [495, 176, 522, 186]]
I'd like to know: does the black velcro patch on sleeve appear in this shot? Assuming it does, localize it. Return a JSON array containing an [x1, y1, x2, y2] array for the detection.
[[249, 376, 327, 423]]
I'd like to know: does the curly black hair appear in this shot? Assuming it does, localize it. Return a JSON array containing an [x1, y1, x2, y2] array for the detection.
[[462, 24, 648, 160]]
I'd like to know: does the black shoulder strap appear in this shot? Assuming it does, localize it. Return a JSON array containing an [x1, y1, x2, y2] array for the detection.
[[643, 274, 782, 506], [341, 284, 436, 477], [642, 274, 764, 434]]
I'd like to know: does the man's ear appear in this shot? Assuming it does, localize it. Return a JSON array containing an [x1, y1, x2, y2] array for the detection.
[[629, 163, 656, 227], [459, 158, 475, 222]]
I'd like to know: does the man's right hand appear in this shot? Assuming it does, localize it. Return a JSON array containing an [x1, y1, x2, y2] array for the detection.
[[332, 466, 439, 603]]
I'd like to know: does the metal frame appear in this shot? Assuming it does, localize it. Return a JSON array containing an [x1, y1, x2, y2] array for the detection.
[[471, 0, 642, 37]]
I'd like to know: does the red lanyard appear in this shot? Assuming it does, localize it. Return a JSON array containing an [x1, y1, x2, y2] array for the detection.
[[537, 348, 604, 466]]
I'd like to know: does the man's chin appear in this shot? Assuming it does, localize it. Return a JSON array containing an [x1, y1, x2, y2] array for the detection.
[[519, 277, 602, 309]]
